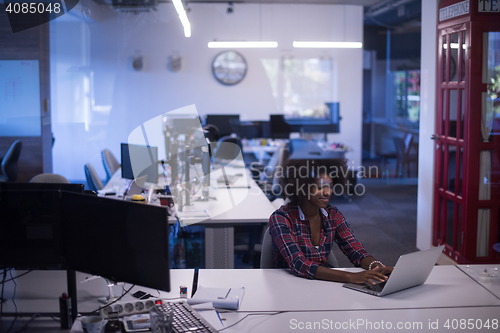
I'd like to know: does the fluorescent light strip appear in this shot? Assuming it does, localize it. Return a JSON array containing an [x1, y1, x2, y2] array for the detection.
[[172, 0, 191, 37], [293, 41, 362, 49], [208, 41, 278, 48]]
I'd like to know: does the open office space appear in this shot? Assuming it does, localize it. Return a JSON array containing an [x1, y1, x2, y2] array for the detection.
[[1, 0, 500, 332]]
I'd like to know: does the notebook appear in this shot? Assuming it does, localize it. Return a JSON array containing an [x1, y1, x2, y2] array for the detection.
[[343, 245, 445, 297]]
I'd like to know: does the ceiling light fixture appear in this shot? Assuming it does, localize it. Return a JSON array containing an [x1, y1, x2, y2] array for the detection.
[[208, 41, 278, 48], [293, 41, 362, 49], [172, 0, 191, 37]]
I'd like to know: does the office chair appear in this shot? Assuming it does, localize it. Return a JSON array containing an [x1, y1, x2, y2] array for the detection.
[[0, 140, 22, 182], [288, 138, 309, 155], [394, 133, 418, 178], [30, 173, 70, 183], [202, 125, 221, 143], [84, 163, 104, 192], [101, 149, 120, 181], [213, 135, 243, 161], [260, 227, 339, 269], [254, 145, 288, 200]]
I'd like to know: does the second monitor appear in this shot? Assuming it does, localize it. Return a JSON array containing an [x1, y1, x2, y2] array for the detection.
[[121, 143, 158, 183]]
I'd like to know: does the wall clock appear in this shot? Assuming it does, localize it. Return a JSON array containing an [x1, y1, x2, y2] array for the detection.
[[211, 51, 247, 85]]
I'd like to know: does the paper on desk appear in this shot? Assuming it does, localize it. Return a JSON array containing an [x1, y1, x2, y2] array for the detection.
[[197, 309, 225, 330], [187, 286, 245, 310]]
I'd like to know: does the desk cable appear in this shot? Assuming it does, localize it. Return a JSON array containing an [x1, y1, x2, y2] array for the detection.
[[5, 270, 18, 333], [0, 270, 33, 285]]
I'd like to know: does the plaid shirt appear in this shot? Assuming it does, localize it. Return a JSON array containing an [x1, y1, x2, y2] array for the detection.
[[269, 203, 369, 279]]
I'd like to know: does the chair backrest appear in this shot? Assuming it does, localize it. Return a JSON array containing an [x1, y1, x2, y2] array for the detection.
[[203, 124, 220, 143], [288, 138, 309, 155], [1, 140, 22, 181], [30, 173, 70, 183], [260, 227, 275, 269], [260, 226, 339, 269], [214, 135, 243, 160], [260, 145, 289, 186], [271, 145, 289, 194], [101, 149, 120, 181], [84, 163, 104, 192], [393, 137, 406, 158]]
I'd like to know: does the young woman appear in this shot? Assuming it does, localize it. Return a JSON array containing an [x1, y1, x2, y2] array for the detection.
[[269, 159, 393, 284]]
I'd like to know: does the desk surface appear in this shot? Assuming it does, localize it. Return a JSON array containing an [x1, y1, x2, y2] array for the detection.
[[197, 266, 500, 312], [457, 264, 500, 299], [101, 164, 276, 226], [4, 266, 500, 332], [1, 269, 195, 314]]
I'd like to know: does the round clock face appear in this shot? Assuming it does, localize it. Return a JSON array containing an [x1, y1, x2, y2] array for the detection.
[[212, 51, 247, 85]]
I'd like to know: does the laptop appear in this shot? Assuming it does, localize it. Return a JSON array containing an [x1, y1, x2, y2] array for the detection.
[[343, 245, 445, 297]]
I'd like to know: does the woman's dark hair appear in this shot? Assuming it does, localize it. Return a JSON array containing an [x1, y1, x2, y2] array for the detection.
[[280, 158, 348, 204]]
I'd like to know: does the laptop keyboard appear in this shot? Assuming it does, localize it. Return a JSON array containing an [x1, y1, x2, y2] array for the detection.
[[366, 281, 386, 293]]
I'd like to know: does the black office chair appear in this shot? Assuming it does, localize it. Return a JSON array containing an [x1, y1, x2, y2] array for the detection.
[[202, 125, 221, 143], [288, 138, 308, 155], [213, 135, 243, 161], [260, 227, 339, 268], [0, 140, 22, 182], [101, 149, 120, 182], [30, 173, 70, 183], [84, 163, 104, 192]]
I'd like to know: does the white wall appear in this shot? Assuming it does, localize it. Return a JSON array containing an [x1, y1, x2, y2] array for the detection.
[[416, 0, 439, 250], [51, 2, 364, 181]]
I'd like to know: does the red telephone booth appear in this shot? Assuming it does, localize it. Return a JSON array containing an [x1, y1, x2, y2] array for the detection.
[[434, 0, 500, 264]]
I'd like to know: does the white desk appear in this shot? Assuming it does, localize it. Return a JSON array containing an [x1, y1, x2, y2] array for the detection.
[[197, 267, 500, 312], [100, 164, 276, 269], [457, 264, 500, 299], [217, 307, 500, 333], [1, 269, 195, 315], [197, 267, 500, 332]]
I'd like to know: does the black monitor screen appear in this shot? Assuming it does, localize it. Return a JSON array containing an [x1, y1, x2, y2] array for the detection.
[[270, 115, 292, 139], [61, 193, 170, 292], [121, 143, 158, 183], [0, 190, 67, 269], [205, 114, 240, 138], [0, 182, 84, 193]]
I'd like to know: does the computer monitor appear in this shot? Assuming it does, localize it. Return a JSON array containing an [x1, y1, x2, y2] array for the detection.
[[0, 183, 84, 269], [0, 182, 84, 193], [121, 143, 159, 183], [61, 192, 171, 292], [205, 114, 240, 137], [235, 121, 262, 139], [270, 115, 292, 139]]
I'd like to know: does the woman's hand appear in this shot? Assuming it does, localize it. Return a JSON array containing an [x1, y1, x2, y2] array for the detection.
[[348, 266, 390, 285]]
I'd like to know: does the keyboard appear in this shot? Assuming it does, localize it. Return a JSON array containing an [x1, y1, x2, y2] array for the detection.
[[217, 175, 238, 184], [163, 302, 219, 333], [366, 281, 386, 293], [125, 302, 219, 333]]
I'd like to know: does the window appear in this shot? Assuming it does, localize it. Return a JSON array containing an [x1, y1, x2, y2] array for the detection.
[[261, 57, 335, 121]]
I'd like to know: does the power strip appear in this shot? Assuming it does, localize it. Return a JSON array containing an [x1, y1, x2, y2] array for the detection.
[[101, 297, 168, 318]]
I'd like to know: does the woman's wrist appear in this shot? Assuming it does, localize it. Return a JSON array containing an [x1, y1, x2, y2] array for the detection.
[[368, 260, 384, 270]]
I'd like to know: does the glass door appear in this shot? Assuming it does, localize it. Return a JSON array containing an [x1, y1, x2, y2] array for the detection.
[[434, 24, 468, 262]]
